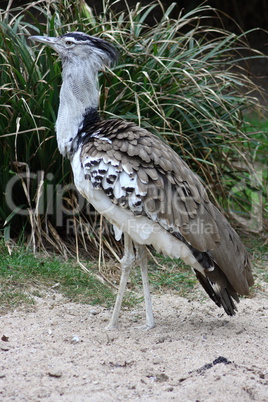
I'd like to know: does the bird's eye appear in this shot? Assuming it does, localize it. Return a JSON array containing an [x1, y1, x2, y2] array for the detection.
[[65, 41, 73, 46]]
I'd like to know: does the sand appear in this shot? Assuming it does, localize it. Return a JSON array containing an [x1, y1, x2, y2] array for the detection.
[[1, 281, 268, 402]]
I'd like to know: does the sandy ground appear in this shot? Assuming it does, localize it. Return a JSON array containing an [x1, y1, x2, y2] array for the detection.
[[1, 284, 268, 401]]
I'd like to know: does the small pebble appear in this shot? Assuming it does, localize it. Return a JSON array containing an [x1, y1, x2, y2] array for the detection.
[[165, 386, 174, 392], [71, 336, 80, 343], [235, 328, 245, 335], [48, 370, 62, 378]]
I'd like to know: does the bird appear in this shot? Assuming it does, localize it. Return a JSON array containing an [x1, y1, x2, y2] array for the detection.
[[30, 32, 254, 329]]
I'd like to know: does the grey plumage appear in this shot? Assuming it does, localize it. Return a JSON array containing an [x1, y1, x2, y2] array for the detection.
[[30, 32, 254, 328]]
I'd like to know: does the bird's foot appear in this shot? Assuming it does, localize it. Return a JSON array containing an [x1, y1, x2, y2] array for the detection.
[[134, 322, 155, 331], [105, 322, 119, 331]]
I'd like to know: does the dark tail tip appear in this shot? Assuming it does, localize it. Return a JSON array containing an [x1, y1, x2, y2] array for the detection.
[[194, 270, 238, 316]]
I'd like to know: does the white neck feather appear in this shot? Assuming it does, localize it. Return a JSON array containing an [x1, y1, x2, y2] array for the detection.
[[56, 59, 99, 157]]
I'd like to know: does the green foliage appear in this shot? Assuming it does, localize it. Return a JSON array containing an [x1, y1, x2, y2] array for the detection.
[[0, 0, 266, 254], [147, 257, 197, 295], [0, 240, 196, 314], [0, 240, 116, 313]]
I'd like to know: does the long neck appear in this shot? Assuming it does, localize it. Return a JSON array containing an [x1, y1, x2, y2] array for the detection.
[[56, 59, 99, 158]]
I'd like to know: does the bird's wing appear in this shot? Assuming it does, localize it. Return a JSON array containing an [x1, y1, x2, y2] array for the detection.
[[79, 119, 253, 294], [80, 118, 220, 252]]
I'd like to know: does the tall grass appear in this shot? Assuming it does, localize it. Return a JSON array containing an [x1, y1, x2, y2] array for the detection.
[[0, 0, 266, 258]]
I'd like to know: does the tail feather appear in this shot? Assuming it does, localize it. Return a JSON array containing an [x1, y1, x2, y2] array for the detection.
[[194, 269, 239, 316], [172, 230, 248, 316]]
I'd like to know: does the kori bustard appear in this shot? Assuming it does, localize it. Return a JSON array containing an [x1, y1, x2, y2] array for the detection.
[[30, 32, 254, 329]]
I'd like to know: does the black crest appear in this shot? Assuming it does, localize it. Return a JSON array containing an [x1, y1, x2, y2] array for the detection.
[[63, 32, 119, 63]]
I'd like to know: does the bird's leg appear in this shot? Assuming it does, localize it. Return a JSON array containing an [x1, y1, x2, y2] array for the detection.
[[136, 245, 155, 329], [106, 233, 135, 330]]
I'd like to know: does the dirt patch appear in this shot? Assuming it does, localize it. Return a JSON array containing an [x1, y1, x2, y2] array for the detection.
[[1, 287, 268, 401]]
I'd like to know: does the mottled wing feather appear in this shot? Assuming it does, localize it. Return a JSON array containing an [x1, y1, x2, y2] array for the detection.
[[80, 118, 254, 294], [80, 119, 220, 250]]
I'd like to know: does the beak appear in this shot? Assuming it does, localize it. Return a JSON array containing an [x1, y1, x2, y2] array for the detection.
[[29, 35, 57, 48]]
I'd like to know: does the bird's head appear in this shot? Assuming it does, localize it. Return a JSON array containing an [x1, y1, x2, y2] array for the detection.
[[30, 32, 118, 69]]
